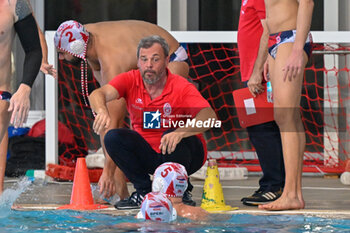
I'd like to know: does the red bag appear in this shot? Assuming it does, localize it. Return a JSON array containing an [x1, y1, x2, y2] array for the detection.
[[28, 119, 75, 144]]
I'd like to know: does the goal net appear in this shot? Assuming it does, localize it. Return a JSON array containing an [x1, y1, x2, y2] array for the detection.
[[53, 33, 349, 174]]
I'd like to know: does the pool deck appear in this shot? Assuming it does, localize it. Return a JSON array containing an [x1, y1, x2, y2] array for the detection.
[[7, 174, 350, 217]]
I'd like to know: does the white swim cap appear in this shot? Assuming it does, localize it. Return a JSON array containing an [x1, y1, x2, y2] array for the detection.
[[137, 192, 177, 222], [152, 162, 188, 197], [54, 20, 89, 59]]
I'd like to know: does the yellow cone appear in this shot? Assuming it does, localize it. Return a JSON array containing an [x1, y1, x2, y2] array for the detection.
[[201, 159, 237, 212]]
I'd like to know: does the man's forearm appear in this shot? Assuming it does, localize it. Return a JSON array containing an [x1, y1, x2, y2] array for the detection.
[[104, 153, 117, 173], [89, 84, 120, 113], [15, 14, 42, 87], [89, 89, 109, 114], [38, 26, 48, 64], [294, 0, 314, 50], [174, 107, 217, 138], [251, 20, 269, 75]]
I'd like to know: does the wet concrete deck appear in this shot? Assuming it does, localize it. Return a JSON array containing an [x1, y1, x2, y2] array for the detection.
[[6, 174, 350, 216]]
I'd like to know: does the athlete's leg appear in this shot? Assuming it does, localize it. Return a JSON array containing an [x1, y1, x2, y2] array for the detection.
[[0, 89, 11, 194], [0, 130, 9, 194], [167, 61, 189, 78], [259, 43, 307, 210], [104, 128, 160, 193], [98, 98, 129, 199], [296, 106, 306, 209]]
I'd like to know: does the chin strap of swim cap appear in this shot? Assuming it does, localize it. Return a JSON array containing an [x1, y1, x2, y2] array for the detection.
[[80, 60, 96, 117]]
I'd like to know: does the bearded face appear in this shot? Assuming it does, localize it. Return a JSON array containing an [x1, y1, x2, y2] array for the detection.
[[137, 43, 168, 85]]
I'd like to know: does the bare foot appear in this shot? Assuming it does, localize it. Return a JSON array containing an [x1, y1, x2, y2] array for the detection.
[[298, 194, 305, 209], [258, 196, 304, 211]]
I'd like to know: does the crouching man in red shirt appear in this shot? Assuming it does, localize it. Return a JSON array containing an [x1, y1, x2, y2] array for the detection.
[[89, 35, 218, 210]]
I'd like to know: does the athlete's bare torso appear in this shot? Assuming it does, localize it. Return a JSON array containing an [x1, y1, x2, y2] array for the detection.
[[0, 0, 16, 89], [265, 0, 299, 33], [84, 20, 180, 85]]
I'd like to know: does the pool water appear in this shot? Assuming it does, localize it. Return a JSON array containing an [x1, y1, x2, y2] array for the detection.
[[1, 210, 350, 233], [1, 179, 350, 232], [1, 210, 133, 233]]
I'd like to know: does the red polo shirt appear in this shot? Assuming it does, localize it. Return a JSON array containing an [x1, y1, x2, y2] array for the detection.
[[237, 0, 266, 82], [109, 69, 210, 158]]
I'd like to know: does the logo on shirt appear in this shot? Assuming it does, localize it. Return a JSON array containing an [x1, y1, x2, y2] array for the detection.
[[243, 0, 248, 6], [163, 103, 172, 116], [136, 98, 143, 104], [143, 110, 161, 129]]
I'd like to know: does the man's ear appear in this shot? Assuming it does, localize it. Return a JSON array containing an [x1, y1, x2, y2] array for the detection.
[[165, 56, 170, 66]]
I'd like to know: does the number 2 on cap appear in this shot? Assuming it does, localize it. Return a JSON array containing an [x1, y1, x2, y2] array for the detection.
[[65, 31, 76, 42]]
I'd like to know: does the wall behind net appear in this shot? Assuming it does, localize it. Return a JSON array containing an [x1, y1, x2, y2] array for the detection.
[[58, 43, 349, 172]]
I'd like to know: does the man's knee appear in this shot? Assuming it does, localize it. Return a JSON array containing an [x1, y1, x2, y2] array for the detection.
[[274, 110, 287, 126], [105, 128, 138, 149], [104, 128, 126, 150], [273, 108, 300, 127]]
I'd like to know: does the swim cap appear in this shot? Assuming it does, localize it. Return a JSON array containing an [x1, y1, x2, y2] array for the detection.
[[54, 20, 89, 59], [137, 192, 177, 222], [152, 162, 188, 197], [54, 20, 92, 109]]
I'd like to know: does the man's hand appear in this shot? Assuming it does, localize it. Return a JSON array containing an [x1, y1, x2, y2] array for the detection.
[[98, 169, 116, 198], [40, 62, 57, 78], [247, 71, 264, 97], [8, 84, 31, 128], [93, 109, 111, 135], [282, 49, 305, 82], [159, 131, 184, 155]]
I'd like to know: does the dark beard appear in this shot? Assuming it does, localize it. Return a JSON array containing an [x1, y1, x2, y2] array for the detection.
[[143, 75, 161, 85], [142, 71, 160, 85], [142, 68, 167, 85], [64, 56, 82, 65]]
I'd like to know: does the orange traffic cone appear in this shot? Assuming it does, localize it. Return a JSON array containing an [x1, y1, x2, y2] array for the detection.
[[58, 158, 108, 210]]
